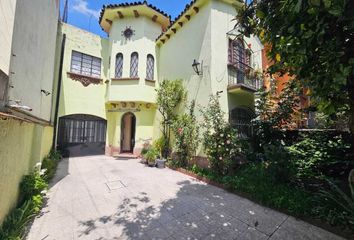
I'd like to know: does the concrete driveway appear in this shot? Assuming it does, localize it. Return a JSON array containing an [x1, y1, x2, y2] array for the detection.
[[27, 156, 344, 240]]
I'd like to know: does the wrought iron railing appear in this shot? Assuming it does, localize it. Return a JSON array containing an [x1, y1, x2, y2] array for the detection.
[[228, 62, 263, 91]]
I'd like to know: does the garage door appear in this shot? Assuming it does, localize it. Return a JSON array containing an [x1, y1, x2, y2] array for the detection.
[[57, 114, 107, 157]]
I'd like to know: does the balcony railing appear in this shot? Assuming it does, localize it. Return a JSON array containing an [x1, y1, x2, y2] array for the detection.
[[228, 62, 263, 91]]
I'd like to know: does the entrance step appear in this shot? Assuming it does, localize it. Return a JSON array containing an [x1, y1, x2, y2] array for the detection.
[[113, 153, 139, 160]]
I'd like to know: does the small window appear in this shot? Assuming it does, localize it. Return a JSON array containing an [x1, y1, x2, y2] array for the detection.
[[70, 50, 101, 78], [130, 52, 139, 78], [115, 53, 123, 78], [146, 54, 154, 80]]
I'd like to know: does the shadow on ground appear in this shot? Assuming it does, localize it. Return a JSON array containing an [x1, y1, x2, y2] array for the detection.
[[78, 179, 269, 240]]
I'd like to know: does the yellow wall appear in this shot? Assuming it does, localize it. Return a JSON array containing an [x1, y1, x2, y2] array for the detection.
[[0, 118, 53, 223], [57, 23, 109, 120], [106, 104, 157, 154]]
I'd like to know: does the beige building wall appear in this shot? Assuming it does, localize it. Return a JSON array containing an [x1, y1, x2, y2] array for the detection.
[[7, 0, 59, 122], [0, 0, 16, 75]]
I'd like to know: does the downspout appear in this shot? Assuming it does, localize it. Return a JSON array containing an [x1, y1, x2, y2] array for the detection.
[[52, 33, 66, 150]]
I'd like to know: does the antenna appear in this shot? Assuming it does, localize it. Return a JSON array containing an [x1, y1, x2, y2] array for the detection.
[[62, 0, 68, 23]]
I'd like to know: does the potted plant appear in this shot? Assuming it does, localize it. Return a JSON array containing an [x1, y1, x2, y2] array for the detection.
[[140, 147, 149, 164], [145, 148, 158, 167], [153, 137, 168, 168]]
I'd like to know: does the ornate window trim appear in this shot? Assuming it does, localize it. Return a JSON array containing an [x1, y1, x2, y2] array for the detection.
[[67, 72, 103, 87]]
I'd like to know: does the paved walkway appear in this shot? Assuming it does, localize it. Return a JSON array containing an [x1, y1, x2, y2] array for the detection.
[[27, 156, 344, 240]]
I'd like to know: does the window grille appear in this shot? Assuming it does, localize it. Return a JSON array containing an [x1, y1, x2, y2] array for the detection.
[[70, 51, 101, 77], [130, 52, 139, 78], [230, 107, 255, 138], [146, 54, 154, 80], [115, 53, 123, 78]]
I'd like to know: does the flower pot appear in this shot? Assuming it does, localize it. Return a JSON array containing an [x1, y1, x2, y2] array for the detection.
[[148, 161, 156, 167], [156, 159, 166, 169]]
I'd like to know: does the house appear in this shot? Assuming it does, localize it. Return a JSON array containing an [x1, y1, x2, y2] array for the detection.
[[0, 0, 59, 223], [55, 0, 263, 157]]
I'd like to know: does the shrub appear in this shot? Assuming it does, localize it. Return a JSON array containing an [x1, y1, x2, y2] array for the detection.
[[287, 133, 352, 182], [264, 144, 295, 183], [20, 164, 48, 202], [0, 201, 36, 240], [201, 95, 242, 175], [171, 101, 200, 167], [313, 170, 354, 232], [41, 150, 61, 182], [156, 79, 187, 157]]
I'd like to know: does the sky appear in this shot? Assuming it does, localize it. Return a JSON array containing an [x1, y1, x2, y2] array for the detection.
[[60, 0, 192, 37]]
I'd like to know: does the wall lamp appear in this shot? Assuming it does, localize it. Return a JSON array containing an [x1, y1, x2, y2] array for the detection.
[[192, 59, 203, 76]]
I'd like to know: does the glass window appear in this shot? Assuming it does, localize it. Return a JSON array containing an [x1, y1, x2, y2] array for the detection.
[[115, 53, 123, 78], [146, 54, 154, 80], [130, 52, 139, 78], [70, 51, 101, 78]]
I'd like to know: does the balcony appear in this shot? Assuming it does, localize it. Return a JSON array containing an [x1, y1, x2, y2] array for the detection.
[[227, 62, 262, 93]]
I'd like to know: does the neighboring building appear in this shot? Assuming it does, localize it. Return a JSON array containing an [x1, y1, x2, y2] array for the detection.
[[261, 44, 313, 129], [55, 0, 263, 157], [0, 0, 59, 223]]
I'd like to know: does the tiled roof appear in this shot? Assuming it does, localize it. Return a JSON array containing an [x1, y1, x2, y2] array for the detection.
[[99, 1, 171, 25], [155, 0, 198, 42]]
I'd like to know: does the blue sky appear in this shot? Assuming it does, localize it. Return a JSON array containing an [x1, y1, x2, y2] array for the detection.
[[61, 0, 192, 37]]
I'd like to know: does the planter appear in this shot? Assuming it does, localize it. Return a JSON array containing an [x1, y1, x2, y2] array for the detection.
[[148, 161, 156, 167], [156, 159, 166, 169]]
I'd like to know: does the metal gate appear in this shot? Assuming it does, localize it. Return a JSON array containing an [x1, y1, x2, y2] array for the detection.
[[57, 114, 107, 157]]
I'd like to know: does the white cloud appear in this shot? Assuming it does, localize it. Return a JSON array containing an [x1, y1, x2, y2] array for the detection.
[[71, 0, 100, 19]]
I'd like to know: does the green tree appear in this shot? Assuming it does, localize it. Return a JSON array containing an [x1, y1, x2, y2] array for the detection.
[[156, 79, 186, 157], [236, 0, 354, 133]]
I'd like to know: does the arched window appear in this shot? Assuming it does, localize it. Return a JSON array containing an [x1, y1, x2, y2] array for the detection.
[[115, 53, 123, 78], [146, 54, 154, 80], [130, 52, 139, 78], [230, 107, 255, 138]]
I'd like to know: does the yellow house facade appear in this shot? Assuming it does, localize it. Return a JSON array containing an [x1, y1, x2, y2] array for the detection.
[[55, 0, 263, 157]]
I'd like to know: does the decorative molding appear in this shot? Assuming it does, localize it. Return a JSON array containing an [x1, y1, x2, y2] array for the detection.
[[152, 15, 158, 22], [133, 10, 140, 18], [122, 26, 135, 40], [111, 77, 140, 81], [67, 72, 102, 87], [117, 11, 124, 18]]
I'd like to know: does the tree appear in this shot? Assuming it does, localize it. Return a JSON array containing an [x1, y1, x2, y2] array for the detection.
[[236, 0, 354, 133], [156, 79, 186, 158]]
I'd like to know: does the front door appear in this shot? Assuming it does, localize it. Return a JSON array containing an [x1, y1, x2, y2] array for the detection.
[[121, 112, 136, 153]]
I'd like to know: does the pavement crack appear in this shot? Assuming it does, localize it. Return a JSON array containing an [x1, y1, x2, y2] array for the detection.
[[267, 216, 290, 240]]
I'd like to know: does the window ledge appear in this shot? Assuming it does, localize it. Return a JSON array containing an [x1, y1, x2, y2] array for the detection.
[[145, 79, 156, 83], [67, 72, 102, 87], [111, 77, 140, 81]]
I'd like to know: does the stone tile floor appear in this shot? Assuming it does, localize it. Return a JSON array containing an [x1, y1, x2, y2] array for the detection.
[[26, 156, 345, 240]]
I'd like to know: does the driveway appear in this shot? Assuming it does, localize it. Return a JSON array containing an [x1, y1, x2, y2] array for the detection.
[[27, 156, 344, 240]]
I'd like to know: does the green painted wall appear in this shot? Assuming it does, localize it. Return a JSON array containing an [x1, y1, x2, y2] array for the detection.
[[57, 23, 109, 120], [0, 119, 53, 223]]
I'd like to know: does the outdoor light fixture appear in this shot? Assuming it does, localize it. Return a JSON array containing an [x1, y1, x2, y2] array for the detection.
[[192, 59, 203, 76]]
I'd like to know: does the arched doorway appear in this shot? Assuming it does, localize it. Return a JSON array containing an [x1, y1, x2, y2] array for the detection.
[[57, 114, 107, 157], [120, 112, 136, 153], [230, 107, 255, 138]]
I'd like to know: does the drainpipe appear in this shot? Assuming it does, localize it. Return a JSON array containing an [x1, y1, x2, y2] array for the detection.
[[52, 33, 66, 150]]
